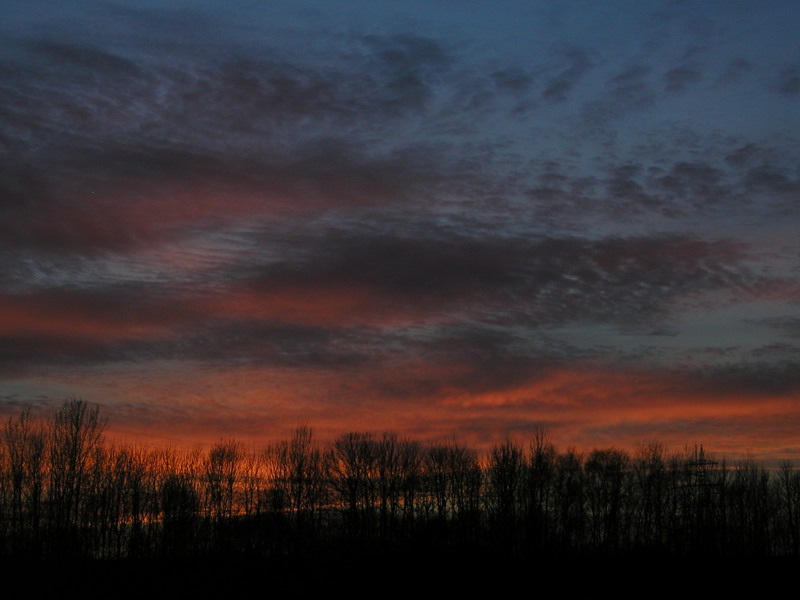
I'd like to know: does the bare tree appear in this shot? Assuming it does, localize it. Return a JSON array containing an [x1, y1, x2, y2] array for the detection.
[[524, 428, 557, 553], [774, 460, 800, 556], [92, 444, 155, 558], [584, 447, 629, 554], [3, 408, 46, 557], [728, 456, 773, 555], [375, 432, 403, 546], [424, 443, 451, 527], [267, 426, 327, 553], [158, 446, 202, 558], [446, 440, 482, 546], [485, 439, 525, 553], [47, 399, 106, 556], [553, 448, 585, 552], [327, 432, 378, 546], [397, 437, 423, 538], [203, 439, 244, 553], [631, 441, 667, 551], [3, 400, 798, 563]]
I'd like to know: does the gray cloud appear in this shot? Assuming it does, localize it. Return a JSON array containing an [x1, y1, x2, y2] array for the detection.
[[580, 64, 656, 127], [166, 319, 371, 368], [752, 317, 800, 339], [775, 65, 800, 97], [743, 165, 799, 195], [0, 222, 773, 376], [542, 47, 597, 104], [241, 228, 762, 330], [691, 360, 800, 395], [724, 143, 762, 168], [26, 39, 142, 78], [663, 65, 703, 93], [661, 46, 706, 95], [719, 58, 752, 85]]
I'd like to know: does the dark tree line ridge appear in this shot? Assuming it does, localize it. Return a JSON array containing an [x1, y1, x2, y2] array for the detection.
[[1, 399, 799, 561]]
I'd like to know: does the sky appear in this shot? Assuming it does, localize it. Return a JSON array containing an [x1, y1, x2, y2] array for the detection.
[[1, 1, 799, 462]]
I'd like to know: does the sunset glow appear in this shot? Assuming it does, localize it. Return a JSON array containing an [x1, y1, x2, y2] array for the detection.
[[2, 1, 799, 465]]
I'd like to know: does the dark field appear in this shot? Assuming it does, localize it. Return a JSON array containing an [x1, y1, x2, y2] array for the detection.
[[3, 552, 794, 599]]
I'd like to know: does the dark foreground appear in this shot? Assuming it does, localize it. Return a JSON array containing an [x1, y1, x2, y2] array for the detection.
[[1, 551, 794, 599]]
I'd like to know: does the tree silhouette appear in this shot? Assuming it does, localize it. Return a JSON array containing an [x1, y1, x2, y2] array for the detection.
[[485, 439, 524, 553], [267, 426, 326, 554], [46, 399, 106, 556], [524, 428, 557, 554], [203, 440, 243, 553], [327, 432, 378, 547], [775, 460, 800, 556], [3, 408, 46, 557], [584, 447, 629, 554], [631, 441, 668, 552], [0, 398, 797, 573]]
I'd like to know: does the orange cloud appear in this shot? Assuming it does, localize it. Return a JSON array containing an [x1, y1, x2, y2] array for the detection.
[[0, 296, 168, 340], [53, 360, 800, 465]]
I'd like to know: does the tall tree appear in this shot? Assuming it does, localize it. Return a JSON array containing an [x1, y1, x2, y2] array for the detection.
[[268, 426, 327, 553], [524, 428, 557, 553], [204, 439, 243, 553], [158, 447, 202, 558], [631, 441, 667, 551], [584, 447, 629, 554], [47, 399, 106, 556], [327, 432, 378, 546], [485, 439, 525, 554], [3, 408, 46, 557], [774, 460, 800, 556]]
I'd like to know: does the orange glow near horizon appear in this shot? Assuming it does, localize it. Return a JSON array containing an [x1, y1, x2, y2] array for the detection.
[[30, 361, 794, 465]]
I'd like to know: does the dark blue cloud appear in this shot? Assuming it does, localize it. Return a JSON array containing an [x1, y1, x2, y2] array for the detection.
[[775, 65, 800, 96]]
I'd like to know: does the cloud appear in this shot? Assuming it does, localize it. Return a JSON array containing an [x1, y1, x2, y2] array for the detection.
[[522, 144, 799, 229], [542, 47, 597, 104], [724, 143, 762, 168], [752, 316, 800, 339], [663, 65, 703, 93], [0, 283, 193, 373], [195, 228, 786, 387], [0, 136, 453, 258], [0, 223, 773, 377], [648, 160, 732, 214], [359, 33, 451, 116], [3, 29, 457, 153], [743, 165, 799, 195], [690, 360, 800, 395], [491, 67, 534, 95], [1, 28, 504, 262], [775, 65, 800, 97], [237, 230, 759, 327], [26, 39, 142, 78], [719, 58, 752, 85], [580, 64, 657, 126]]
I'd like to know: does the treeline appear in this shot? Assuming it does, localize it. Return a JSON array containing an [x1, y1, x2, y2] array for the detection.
[[1, 399, 799, 561]]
